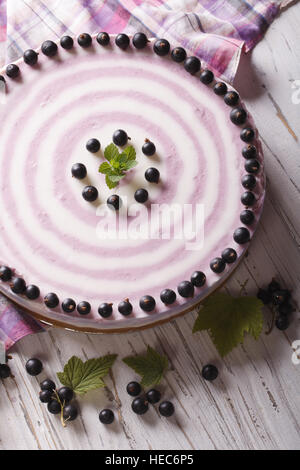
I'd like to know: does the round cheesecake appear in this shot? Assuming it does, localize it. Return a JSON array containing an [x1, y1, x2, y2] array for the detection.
[[0, 34, 265, 331]]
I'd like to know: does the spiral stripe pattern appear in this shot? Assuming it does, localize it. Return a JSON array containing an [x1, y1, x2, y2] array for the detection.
[[0, 36, 265, 329]]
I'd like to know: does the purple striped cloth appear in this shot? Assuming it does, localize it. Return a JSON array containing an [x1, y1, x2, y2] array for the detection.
[[0, 0, 293, 351]]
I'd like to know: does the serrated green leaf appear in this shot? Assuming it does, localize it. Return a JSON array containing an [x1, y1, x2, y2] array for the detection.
[[99, 161, 111, 174], [193, 293, 263, 357], [105, 175, 118, 189], [57, 354, 117, 395], [104, 143, 119, 162], [109, 174, 124, 183], [122, 145, 136, 161], [101, 142, 138, 188], [123, 346, 168, 387], [124, 160, 138, 170]]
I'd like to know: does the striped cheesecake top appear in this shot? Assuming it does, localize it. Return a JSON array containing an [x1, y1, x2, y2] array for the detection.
[[0, 34, 265, 330]]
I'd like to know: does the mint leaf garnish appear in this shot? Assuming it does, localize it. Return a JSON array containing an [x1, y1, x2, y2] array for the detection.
[[57, 354, 117, 395], [193, 292, 263, 357], [105, 175, 118, 189], [99, 143, 137, 188], [104, 143, 119, 162], [123, 346, 168, 387]]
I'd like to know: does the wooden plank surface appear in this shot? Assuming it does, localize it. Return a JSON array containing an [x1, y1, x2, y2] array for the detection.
[[0, 4, 300, 450]]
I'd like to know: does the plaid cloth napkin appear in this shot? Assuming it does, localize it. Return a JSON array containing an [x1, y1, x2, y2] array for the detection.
[[0, 0, 294, 352]]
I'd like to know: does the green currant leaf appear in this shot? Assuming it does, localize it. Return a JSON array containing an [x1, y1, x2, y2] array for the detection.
[[123, 346, 168, 387], [57, 354, 117, 395], [193, 292, 264, 357]]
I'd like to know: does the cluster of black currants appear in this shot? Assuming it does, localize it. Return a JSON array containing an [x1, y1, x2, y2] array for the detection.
[[25, 357, 78, 425], [127, 381, 174, 417], [257, 279, 294, 331], [99, 381, 175, 424], [40, 380, 78, 425]]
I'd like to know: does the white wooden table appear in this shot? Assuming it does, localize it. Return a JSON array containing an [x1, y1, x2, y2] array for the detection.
[[1, 4, 300, 451]]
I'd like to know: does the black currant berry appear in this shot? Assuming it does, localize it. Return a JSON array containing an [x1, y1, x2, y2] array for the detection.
[[57, 387, 74, 403], [72, 163, 87, 179], [153, 39, 170, 56], [96, 32, 110, 46], [118, 299, 132, 316], [233, 227, 250, 244], [202, 364, 218, 381], [113, 129, 129, 146], [44, 292, 59, 308], [139, 295, 156, 312], [244, 159, 260, 174], [278, 303, 293, 315], [134, 188, 148, 203], [145, 167, 160, 183], [77, 301, 91, 315], [39, 390, 53, 403], [25, 358, 43, 376], [132, 397, 149, 415], [40, 379, 56, 391], [240, 209, 255, 225], [47, 400, 61, 414], [224, 91, 239, 106], [98, 302, 113, 318], [63, 404, 78, 421], [160, 289, 176, 305], [146, 389, 161, 404], [77, 33, 92, 47], [242, 145, 257, 159], [190, 271, 206, 287], [184, 56, 200, 75], [171, 47, 186, 63], [86, 138, 100, 153], [241, 191, 255, 206], [126, 381, 141, 397], [82, 186, 98, 202], [25, 284, 40, 300], [241, 174, 256, 190], [200, 69, 214, 84], [275, 315, 289, 331], [132, 33, 148, 49], [6, 64, 20, 78], [159, 401, 174, 417], [107, 194, 121, 210], [115, 34, 130, 50], [10, 277, 26, 294], [240, 127, 255, 142], [257, 288, 272, 305], [177, 281, 194, 298], [0, 266, 12, 282], [221, 248, 237, 264], [213, 82, 227, 96], [272, 290, 290, 306], [23, 49, 38, 66], [230, 107, 247, 125], [60, 35, 74, 50], [99, 409, 114, 424], [41, 40, 58, 57], [210, 257, 226, 273], [142, 139, 156, 156], [0, 364, 11, 379], [62, 298, 76, 313], [268, 279, 281, 293]]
